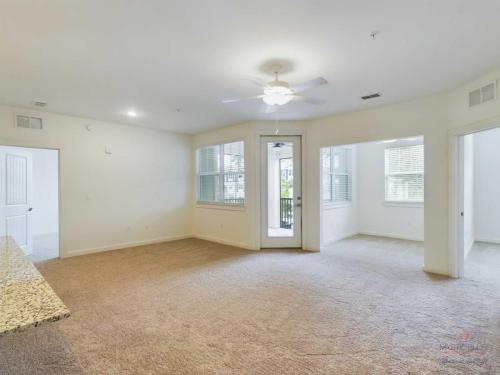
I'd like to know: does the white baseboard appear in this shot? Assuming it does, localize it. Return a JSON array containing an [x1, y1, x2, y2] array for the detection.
[[193, 234, 258, 251], [358, 231, 424, 242], [475, 237, 500, 245], [63, 234, 192, 258], [321, 232, 358, 248]]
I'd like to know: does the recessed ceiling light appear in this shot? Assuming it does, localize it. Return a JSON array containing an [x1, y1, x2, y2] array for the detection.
[[127, 110, 137, 117]]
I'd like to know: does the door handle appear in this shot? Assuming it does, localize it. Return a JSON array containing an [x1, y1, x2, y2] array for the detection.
[[295, 203, 302, 207], [28, 207, 33, 212]]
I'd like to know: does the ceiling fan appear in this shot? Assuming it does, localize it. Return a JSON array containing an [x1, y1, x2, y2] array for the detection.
[[222, 64, 327, 111]]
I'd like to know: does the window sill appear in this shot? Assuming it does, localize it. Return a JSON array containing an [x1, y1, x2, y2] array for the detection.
[[323, 202, 353, 210], [195, 202, 246, 211], [384, 201, 424, 208]]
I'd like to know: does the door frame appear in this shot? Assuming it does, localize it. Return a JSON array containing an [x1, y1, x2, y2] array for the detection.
[[260, 135, 302, 248], [256, 133, 306, 250], [449, 116, 500, 278], [0, 143, 61, 259]]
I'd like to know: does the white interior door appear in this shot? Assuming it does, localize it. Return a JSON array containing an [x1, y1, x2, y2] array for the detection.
[[456, 135, 466, 277], [0, 147, 33, 255], [456, 133, 475, 277], [261, 136, 302, 248]]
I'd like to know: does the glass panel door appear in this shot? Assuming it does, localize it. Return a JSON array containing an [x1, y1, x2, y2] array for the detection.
[[261, 136, 302, 248]]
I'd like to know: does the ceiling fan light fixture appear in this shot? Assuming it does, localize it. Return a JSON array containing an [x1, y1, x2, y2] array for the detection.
[[262, 85, 293, 106], [262, 94, 292, 106], [222, 67, 327, 108]]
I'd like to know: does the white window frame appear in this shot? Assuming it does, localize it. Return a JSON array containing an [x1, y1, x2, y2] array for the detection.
[[322, 146, 352, 207], [384, 140, 424, 206], [196, 141, 245, 207]]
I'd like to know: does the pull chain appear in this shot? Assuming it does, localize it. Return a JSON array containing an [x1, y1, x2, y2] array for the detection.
[[274, 106, 280, 135]]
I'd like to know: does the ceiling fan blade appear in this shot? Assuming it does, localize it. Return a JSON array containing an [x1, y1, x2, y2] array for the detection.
[[245, 77, 268, 87], [222, 95, 264, 104], [292, 77, 328, 93], [291, 95, 326, 105]]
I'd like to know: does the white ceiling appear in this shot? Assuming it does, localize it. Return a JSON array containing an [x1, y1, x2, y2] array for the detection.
[[1, 1, 500, 134]]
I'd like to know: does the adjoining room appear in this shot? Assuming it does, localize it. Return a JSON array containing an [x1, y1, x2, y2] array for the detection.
[[320, 137, 424, 270], [0, 145, 59, 262], [456, 127, 500, 283]]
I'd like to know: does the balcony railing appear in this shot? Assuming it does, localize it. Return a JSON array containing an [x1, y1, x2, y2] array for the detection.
[[280, 198, 293, 229], [224, 198, 245, 205]]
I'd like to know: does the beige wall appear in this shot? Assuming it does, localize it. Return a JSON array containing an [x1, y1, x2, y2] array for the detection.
[[0, 105, 193, 257]]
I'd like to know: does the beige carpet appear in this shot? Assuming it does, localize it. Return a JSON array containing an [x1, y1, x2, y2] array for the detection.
[[1, 236, 499, 374]]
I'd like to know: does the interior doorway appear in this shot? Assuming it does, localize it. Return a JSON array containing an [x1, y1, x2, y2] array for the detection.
[[260, 136, 302, 248], [319, 136, 425, 270], [0, 145, 59, 262], [455, 126, 500, 281]]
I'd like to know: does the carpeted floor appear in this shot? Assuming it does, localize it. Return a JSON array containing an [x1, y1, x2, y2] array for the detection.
[[1, 236, 499, 374]]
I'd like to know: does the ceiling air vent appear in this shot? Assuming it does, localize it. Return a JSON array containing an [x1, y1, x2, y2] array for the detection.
[[361, 92, 381, 100], [15, 114, 43, 130], [469, 81, 497, 107]]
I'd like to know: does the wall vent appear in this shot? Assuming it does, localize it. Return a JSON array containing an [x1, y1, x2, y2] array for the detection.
[[361, 92, 382, 100], [15, 115, 43, 130], [469, 80, 497, 107]]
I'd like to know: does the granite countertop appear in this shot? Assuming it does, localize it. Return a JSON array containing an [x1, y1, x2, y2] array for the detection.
[[0, 236, 69, 336]]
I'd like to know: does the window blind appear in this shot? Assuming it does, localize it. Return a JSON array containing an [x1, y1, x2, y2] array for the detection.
[[198, 145, 220, 202], [384, 144, 424, 202], [197, 141, 244, 205], [321, 147, 352, 203], [223, 142, 245, 203], [321, 149, 332, 201]]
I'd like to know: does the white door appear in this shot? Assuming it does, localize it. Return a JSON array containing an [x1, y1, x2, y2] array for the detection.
[[456, 135, 466, 277], [261, 136, 302, 248], [456, 134, 475, 277], [0, 147, 33, 255]]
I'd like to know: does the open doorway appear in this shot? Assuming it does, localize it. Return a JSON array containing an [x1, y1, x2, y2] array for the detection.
[[456, 127, 500, 281], [0, 146, 59, 262], [320, 136, 425, 270]]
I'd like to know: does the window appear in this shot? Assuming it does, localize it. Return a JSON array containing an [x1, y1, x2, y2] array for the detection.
[[384, 142, 424, 203], [321, 147, 352, 204], [197, 141, 244, 205]]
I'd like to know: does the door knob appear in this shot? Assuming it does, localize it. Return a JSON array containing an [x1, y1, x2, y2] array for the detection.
[[28, 207, 33, 212]]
